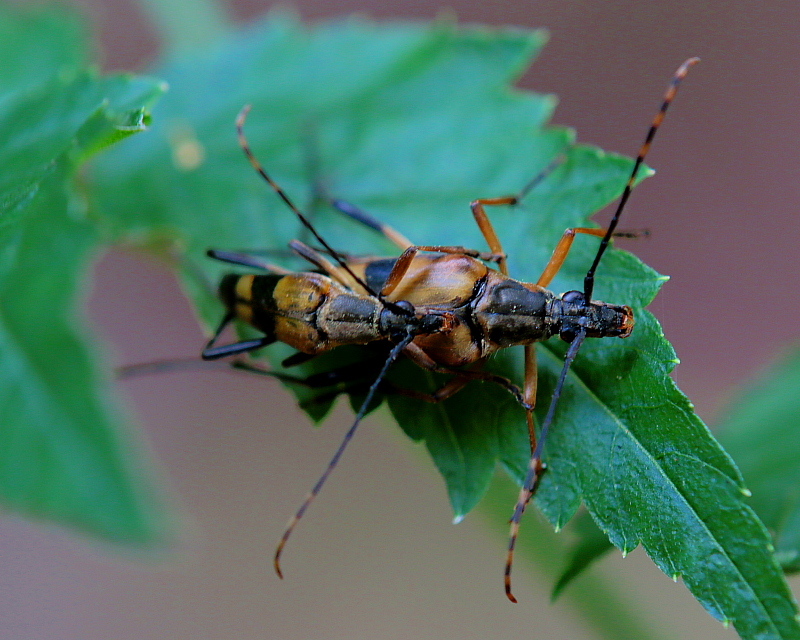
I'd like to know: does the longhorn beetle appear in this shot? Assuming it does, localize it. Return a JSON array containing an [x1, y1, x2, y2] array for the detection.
[[202, 58, 698, 601]]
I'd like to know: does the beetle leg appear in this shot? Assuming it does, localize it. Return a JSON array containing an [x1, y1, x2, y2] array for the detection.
[[469, 154, 569, 277], [235, 354, 475, 409], [288, 239, 365, 290], [329, 152, 565, 268], [403, 344, 533, 411], [470, 213, 608, 283], [231, 357, 377, 397], [329, 198, 415, 250], [287, 239, 489, 297], [202, 337, 274, 360], [537, 227, 650, 288], [206, 249, 292, 274], [469, 198, 515, 275], [537, 227, 607, 287], [202, 311, 232, 353], [523, 344, 538, 454], [330, 199, 503, 262], [231, 353, 472, 410], [535, 227, 609, 288], [200, 311, 274, 360], [384, 375, 471, 404], [515, 153, 569, 202], [280, 351, 318, 368]]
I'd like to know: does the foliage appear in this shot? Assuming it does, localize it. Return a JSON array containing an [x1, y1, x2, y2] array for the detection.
[[0, 5, 166, 541], [2, 4, 798, 638], [717, 347, 800, 574]]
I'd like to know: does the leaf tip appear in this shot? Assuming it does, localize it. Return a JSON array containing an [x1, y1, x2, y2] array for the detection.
[[452, 514, 465, 524], [543, 93, 558, 112], [740, 486, 752, 497]]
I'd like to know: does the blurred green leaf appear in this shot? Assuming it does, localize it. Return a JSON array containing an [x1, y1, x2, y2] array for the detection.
[[551, 509, 614, 600], [0, 4, 87, 90], [91, 14, 798, 638], [717, 346, 800, 573], [0, 4, 166, 541]]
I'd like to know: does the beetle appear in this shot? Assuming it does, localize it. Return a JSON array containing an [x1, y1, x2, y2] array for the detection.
[[203, 57, 698, 600]]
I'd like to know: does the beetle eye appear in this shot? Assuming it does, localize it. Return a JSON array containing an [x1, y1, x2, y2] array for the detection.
[[392, 300, 415, 315], [562, 290, 584, 303], [560, 328, 577, 343]]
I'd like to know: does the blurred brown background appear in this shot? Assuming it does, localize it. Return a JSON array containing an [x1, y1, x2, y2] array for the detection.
[[3, 0, 799, 638]]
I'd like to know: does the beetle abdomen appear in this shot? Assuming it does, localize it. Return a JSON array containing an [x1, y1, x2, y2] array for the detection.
[[221, 272, 384, 354]]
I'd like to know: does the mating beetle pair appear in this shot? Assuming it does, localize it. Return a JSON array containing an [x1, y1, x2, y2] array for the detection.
[[202, 58, 698, 601]]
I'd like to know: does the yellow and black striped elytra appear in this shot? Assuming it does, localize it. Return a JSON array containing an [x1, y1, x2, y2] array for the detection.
[[204, 58, 697, 602], [211, 268, 452, 357]]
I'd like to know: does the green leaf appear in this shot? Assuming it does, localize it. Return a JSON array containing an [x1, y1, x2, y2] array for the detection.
[[91, 15, 799, 638], [0, 5, 167, 541], [717, 346, 800, 573], [0, 4, 87, 90]]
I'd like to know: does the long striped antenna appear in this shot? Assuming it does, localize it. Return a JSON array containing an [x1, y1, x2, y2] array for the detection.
[[504, 327, 586, 602], [505, 58, 699, 603], [583, 57, 699, 303], [236, 106, 391, 306], [274, 330, 416, 578]]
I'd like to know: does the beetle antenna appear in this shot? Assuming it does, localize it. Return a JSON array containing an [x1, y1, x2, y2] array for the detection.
[[504, 326, 587, 602], [273, 330, 415, 579], [504, 58, 699, 603], [236, 106, 384, 303], [515, 151, 569, 203], [583, 57, 699, 302]]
